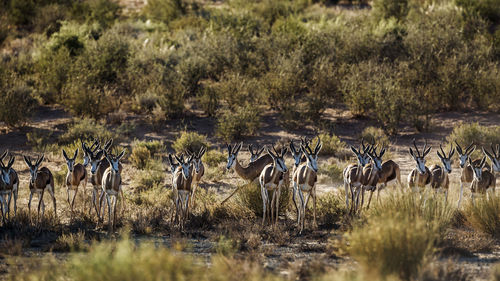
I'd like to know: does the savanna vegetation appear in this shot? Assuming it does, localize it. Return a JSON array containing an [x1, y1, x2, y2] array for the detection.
[[1, 0, 500, 280]]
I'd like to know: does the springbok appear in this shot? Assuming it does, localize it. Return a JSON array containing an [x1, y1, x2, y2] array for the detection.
[[289, 140, 306, 221], [0, 151, 19, 218], [407, 139, 432, 192], [167, 153, 181, 223], [0, 153, 18, 222], [85, 139, 123, 219], [259, 145, 288, 226], [482, 145, 500, 174], [63, 148, 87, 217], [249, 144, 265, 163], [469, 156, 496, 204], [82, 139, 99, 168], [188, 147, 206, 208], [172, 154, 194, 230], [222, 143, 272, 204], [23, 155, 57, 223], [455, 142, 477, 208], [100, 150, 126, 232], [293, 138, 322, 233], [360, 146, 384, 210], [429, 144, 455, 202], [343, 141, 372, 213]]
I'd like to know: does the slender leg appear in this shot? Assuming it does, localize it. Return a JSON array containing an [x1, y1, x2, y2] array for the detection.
[[113, 195, 118, 232], [275, 184, 281, 225], [298, 188, 305, 233], [13, 184, 18, 216], [313, 188, 317, 228], [344, 181, 349, 209], [106, 193, 112, 233], [71, 187, 78, 215], [7, 192, 12, 220], [292, 180, 299, 222], [303, 192, 311, 232], [28, 192, 33, 223], [458, 182, 464, 208], [37, 191, 45, 223], [366, 189, 374, 210], [0, 196, 6, 225], [48, 186, 57, 219], [98, 190, 106, 224]]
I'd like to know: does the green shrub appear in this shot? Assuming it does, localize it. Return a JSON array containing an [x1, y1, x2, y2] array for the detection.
[[464, 194, 500, 238], [373, 0, 409, 21], [172, 131, 208, 154], [0, 81, 37, 128], [202, 149, 226, 167], [314, 133, 345, 157], [52, 231, 88, 252], [237, 182, 290, 218], [316, 191, 344, 227], [216, 105, 261, 142], [319, 162, 344, 182], [8, 0, 36, 26], [360, 126, 390, 147], [130, 146, 151, 170], [446, 123, 500, 159], [58, 118, 116, 145], [142, 0, 186, 23], [132, 139, 165, 155], [85, 0, 121, 28], [132, 168, 165, 190]]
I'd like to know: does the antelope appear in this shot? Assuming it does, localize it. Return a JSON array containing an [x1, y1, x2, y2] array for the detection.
[[455, 142, 477, 208], [82, 139, 99, 168], [407, 139, 432, 192], [343, 141, 372, 213], [259, 145, 288, 226], [172, 154, 194, 230], [293, 138, 322, 233], [429, 144, 455, 202], [482, 144, 500, 175], [360, 146, 384, 210], [63, 148, 88, 218], [23, 155, 57, 223], [0, 152, 18, 222], [469, 156, 496, 204], [188, 147, 206, 208], [289, 140, 305, 221], [222, 143, 273, 204], [249, 144, 265, 163], [167, 153, 181, 223], [99, 150, 126, 233], [84, 139, 122, 220]]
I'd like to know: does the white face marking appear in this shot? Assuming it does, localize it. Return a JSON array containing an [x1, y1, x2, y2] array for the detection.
[[275, 157, 288, 173], [373, 158, 382, 170], [111, 160, 119, 173], [473, 167, 482, 180], [30, 166, 38, 184], [83, 154, 90, 167], [306, 154, 318, 172], [66, 159, 75, 172], [193, 159, 202, 173], [416, 158, 426, 174], [90, 160, 100, 175], [181, 162, 191, 179], [441, 158, 452, 173], [226, 154, 235, 170], [1, 169, 10, 185], [250, 154, 259, 163], [292, 151, 302, 167], [492, 159, 500, 173], [459, 155, 468, 168]]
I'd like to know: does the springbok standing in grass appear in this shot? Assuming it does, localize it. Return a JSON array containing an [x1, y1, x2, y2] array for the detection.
[[289, 140, 306, 222], [23, 155, 57, 223], [188, 147, 206, 208], [100, 150, 126, 233], [360, 146, 384, 210], [469, 156, 496, 204], [429, 144, 455, 203], [293, 138, 322, 233], [249, 144, 265, 163], [222, 143, 273, 204], [455, 142, 477, 208], [173, 154, 194, 230], [167, 153, 181, 223], [343, 141, 372, 213], [82, 139, 99, 168], [407, 139, 432, 192], [0, 151, 19, 218], [259, 145, 288, 226], [63, 148, 87, 218]]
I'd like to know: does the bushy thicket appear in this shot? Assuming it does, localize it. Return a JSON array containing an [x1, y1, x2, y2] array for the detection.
[[2, 0, 500, 133]]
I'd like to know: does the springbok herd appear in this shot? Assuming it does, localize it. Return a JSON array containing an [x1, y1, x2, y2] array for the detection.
[[0, 137, 498, 233]]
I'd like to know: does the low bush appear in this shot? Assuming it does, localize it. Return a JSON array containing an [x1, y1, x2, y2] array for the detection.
[[132, 168, 165, 190], [58, 118, 116, 145], [202, 149, 226, 167], [172, 131, 208, 154], [446, 123, 500, 159], [0, 79, 37, 128], [52, 231, 88, 252], [315, 191, 345, 227], [130, 146, 151, 170], [142, 0, 186, 23], [314, 133, 346, 157], [132, 139, 165, 156], [372, 0, 409, 21], [360, 126, 390, 148], [464, 194, 500, 238], [216, 105, 261, 142], [237, 182, 290, 218], [318, 162, 344, 182]]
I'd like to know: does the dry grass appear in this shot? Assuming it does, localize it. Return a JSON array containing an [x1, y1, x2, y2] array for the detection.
[[464, 194, 500, 238]]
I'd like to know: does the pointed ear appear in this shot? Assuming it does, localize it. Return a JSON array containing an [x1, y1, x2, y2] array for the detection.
[[449, 148, 455, 158], [104, 139, 113, 151], [248, 144, 253, 154], [423, 146, 431, 157], [265, 147, 276, 159], [175, 155, 182, 163], [468, 157, 473, 166], [436, 150, 443, 159], [62, 149, 69, 160], [480, 156, 487, 167], [227, 144, 232, 154], [351, 146, 358, 155], [380, 148, 386, 158], [467, 145, 476, 155], [409, 148, 415, 158], [314, 142, 322, 155], [24, 156, 31, 167], [96, 150, 103, 160], [168, 154, 174, 165], [281, 147, 288, 157], [483, 147, 493, 159], [117, 150, 126, 160], [73, 148, 79, 160], [200, 146, 206, 158], [37, 154, 45, 166], [236, 142, 243, 154], [7, 157, 14, 169], [0, 150, 8, 161]]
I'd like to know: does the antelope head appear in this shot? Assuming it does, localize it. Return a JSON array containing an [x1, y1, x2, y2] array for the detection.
[[469, 156, 487, 181], [437, 144, 455, 174], [62, 148, 79, 173], [104, 150, 126, 174], [455, 141, 475, 169], [266, 145, 288, 173], [191, 147, 206, 174], [23, 155, 44, 185], [289, 140, 303, 168], [248, 144, 265, 163], [167, 153, 180, 175], [0, 154, 14, 186], [226, 142, 242, 170], [81, 139, 99, 167], [409, 139, 431, 175], [482, 144, 500, 173], [301, 136, 322, 173], [175, 154, 193, 180], [368, 146, 385, 171], [350, 139, 372, 168], [84, 144, 104, 176]]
